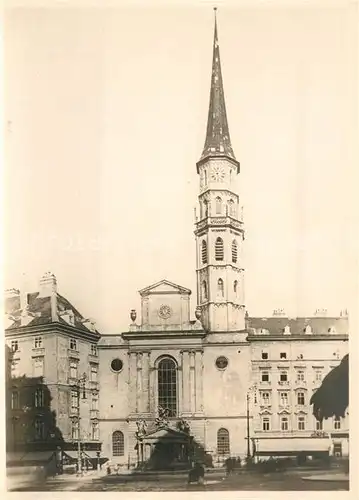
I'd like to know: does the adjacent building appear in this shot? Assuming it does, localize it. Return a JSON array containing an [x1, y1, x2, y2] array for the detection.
[[5, 272, 101, 467]]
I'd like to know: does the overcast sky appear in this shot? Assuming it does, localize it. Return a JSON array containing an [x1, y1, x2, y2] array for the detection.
[[4, 2, 357, 333]]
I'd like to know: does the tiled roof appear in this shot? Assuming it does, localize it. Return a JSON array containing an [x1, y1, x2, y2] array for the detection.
[[5, 291, 99, 335], [247, 316, 349, 336]]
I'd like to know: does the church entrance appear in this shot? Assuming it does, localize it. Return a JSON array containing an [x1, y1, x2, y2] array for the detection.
[[137, 427, 192, 471]]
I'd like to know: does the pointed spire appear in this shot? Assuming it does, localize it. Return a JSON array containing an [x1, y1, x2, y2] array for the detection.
[[198, 8, 238, 170]]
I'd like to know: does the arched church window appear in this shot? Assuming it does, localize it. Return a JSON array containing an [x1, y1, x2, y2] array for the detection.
[[201, 240, 208, 264], [217, 428, 230, 455], [112, 431, 124, 456], [203, 200, 208, 218], [157, 358, 177, 417], [232, 240, 238, 263], [228, 199, 236, 217], [215, 237, 224, 261], [217, 278, 224, 297], [215, 197, 222, 215], [234, 280, 238, 296], [202, 280, 208, 301]]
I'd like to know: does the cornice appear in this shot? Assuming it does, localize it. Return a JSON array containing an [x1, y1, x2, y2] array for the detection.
[[246, 334, 348, 342], [5, 322, 100, 342]]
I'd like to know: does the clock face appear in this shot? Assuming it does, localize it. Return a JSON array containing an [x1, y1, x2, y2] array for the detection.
[[211, 165, 225, 182], [158, 304, 172, 320]]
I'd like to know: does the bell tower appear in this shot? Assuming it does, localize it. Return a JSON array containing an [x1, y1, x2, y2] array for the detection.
[[195, 9, 245, 333]]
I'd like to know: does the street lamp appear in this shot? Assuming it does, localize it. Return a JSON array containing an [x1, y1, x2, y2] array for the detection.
[[246, 384, 257, 460], [74, 372, 87, 475]]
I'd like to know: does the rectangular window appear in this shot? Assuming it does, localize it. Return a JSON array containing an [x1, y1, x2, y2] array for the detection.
[[34, 387, 44, 407], [71, 421, 79, 440], [280, 392, 288, 406], [91, 421, 99, 440], [91, 395, 98, 410], [297, 370, 305, 382], [261, 371, 270, 382], [316, 420, 323, 431], [34, 419, 45, 440], [33, 357, 44, 377], [334, 417, 341, 430], [262, 417, 270, 431], [315, 370, 322, 382], [281, 417, 289, 431], [261, 352, 268, 360], [298, 416, 305, 430], [280, 371, 288, 382], [297, 392, 305, 405], [11, 391, 19, 409], [71, 390, 79, 409], [11, 340, 19, 352], [90, 344, 97, 356], [261, 392, 270, 405], [69, 360, 78, 379], [69, 338, 77, 351], [90, 365, 98, 382], [280, 352, 287, 359], [34, 337, 42, 349]]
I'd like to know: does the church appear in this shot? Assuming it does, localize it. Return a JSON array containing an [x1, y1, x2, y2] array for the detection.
[[5, 10, 349, 471], [98, 10, 251, 467]]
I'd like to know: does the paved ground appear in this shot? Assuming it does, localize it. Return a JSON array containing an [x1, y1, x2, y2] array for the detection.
[[10, 469, 349, 492]]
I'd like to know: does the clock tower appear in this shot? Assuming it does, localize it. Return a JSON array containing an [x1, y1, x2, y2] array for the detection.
[[195, 9, 245, 333]]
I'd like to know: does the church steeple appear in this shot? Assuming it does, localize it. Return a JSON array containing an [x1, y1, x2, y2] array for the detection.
[[198, 8, 239, 171], [194, 9, 245, 335]]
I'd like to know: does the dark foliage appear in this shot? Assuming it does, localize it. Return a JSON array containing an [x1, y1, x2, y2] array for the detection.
[[310, 354, 349, 420]]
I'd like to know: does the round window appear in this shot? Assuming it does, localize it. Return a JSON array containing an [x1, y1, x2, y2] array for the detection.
[[111, 358, 123, 372], [215, 356, 228, 370]]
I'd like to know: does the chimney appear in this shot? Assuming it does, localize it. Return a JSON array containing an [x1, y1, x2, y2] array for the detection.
[[5, 288, 20, 299], [314, 308, 327, 317], [39, 272, 58, 322], [273, 308, 286, 317]]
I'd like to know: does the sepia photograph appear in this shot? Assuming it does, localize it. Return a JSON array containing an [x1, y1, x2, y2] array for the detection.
[[2, 0, 356, 493]]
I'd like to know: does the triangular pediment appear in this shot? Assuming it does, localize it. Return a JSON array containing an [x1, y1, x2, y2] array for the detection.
[[139, 280, 191, 296], [278, 408, 291, 415], [142, 426, 190, 441]]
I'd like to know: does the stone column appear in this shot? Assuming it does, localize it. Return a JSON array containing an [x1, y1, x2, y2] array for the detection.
[[141, 352, 150, 414], [195, 350, 204, 413], [136, 353, 143, 413], [128, 352, 137, 414], [181, 351, 191, 414], [189, 351, 196, 413]]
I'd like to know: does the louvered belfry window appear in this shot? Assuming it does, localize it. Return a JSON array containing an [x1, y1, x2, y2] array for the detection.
[[232, 240, 238, 263], [201, 240, 208, 264], [215, 237, 224, 261]]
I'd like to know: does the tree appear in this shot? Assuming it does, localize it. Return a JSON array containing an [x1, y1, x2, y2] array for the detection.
[[310, 354, 349, 421]]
